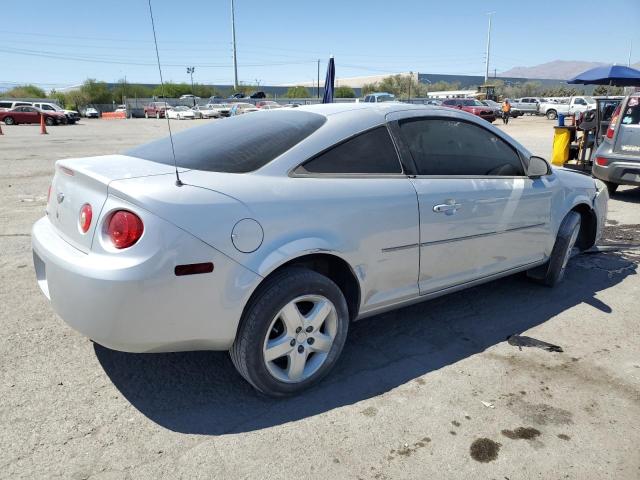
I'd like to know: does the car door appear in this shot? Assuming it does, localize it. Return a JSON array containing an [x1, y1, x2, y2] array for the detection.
[[388, 112, 552, 294], [292, 125, 420, 311], [23, 107, 41, 124]]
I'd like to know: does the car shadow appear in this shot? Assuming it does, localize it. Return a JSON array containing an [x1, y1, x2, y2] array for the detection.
[[611, 186, 640, 203], [94, 251, 636, 435]]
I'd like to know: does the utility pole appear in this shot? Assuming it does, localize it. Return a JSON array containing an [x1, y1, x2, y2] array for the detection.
[[317, 59, 320, 99], [484, 12, 494, 84], [408, 71, 412, 103], [230, 0, 239, 90], [629, 40, 633, 67]]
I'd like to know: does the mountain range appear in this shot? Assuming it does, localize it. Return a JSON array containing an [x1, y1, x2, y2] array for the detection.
[[500, 60, 640, 80]]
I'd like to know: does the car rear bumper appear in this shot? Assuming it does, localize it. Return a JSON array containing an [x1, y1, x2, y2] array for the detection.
[[592, 156, 640, 186], [32, 214, 261, 353]]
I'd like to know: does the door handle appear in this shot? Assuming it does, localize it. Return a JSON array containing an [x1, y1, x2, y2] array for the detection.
[[433, 201, 462, 214]]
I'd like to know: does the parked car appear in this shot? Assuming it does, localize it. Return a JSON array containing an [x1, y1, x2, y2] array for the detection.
[[250, 91, 266, 99], [362, 92, 395, 103], [191, 105, 220, 119], [30, 102, 81, 124], [539, 96, 596, 120], [207, 103, 233, 117], [144, 102, 170, 119], [32, 104, 607, 396], [0, 100, 32, 111], [510, 97, 541, 115], [441, 98, 496, 122], [481, 100, 523, 118], [229, 102, 259, 116], [166, 106, 196, 120], [425, 99, 442, 106], [84, 107, 100, 118], [0, 106, 66, 125], [256, 101, 281, 109], [283, 103, 301, 108], [228, 93, 247, 100], [592, 93, 640, 194], [180, 94, 201, 100]]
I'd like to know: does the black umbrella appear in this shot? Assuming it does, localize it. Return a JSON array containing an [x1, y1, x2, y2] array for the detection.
[[567, 64, 640, 87], [322, 56, 335, 104]]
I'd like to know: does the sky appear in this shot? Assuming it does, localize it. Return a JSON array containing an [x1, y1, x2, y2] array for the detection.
[[1, 0, 639, 90]]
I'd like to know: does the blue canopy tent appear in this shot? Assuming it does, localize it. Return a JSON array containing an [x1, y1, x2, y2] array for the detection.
[[567, 64, 640, 87], [322, 56, 335, 104]]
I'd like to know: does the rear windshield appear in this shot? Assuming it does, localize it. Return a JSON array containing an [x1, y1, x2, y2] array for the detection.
[[620, 97, 640, 125], [125, 110, 326, 173]]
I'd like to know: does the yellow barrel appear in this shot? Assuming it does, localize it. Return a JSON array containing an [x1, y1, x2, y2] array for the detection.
[[551, 127, 571, 166]]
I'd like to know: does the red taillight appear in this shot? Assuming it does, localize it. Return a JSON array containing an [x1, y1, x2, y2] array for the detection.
[[595, 157, 609, 166], [606, 105, 621, 139], [107, 210, 143, 249], [79, 203, 92, 233]]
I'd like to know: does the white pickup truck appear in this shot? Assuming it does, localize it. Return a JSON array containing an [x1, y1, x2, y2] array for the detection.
[[539, 96, 596, 120]]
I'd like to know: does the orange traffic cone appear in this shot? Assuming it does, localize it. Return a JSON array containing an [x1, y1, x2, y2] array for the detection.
[[40, 114, 48, 135]]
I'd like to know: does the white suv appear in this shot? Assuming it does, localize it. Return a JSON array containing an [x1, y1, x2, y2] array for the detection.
[[31, 102, 80, 124]]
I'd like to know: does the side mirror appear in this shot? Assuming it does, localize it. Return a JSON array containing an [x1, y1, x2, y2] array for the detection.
[[528, 156, 551, 178]]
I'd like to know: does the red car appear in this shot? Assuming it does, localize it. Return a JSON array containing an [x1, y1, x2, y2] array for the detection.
[[144, 102, 170, 119], [441, 98, 496, 122], [0, 106, 66, 126]]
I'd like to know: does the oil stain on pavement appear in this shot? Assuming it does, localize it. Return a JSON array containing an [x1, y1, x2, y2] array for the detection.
[[470, 438, 501, 463]]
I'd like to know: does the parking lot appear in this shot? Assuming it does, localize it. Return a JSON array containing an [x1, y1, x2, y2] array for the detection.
[[1, 115, 639, 479]]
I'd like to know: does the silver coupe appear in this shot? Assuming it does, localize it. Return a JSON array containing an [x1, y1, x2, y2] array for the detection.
[[32, 103, 608, 396]]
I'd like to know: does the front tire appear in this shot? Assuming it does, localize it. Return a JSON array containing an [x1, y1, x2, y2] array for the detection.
[[156, 112, 160, 119], [230, 267, 349, 396], [527, 211, 581, 287], [45, 117, 55, 126], [144, 112, 149, 119], [4, 116, 15, 125]]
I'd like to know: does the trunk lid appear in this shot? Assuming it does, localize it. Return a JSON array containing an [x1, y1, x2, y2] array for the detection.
[[47, 154, 180, 253]]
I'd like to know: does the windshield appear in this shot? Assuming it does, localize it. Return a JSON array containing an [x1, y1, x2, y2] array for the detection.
[[461, 99, 483, 106], [376, 95, 395, 102], [126, 110, 326, 173], [175, 106, 189, 111], [583, 96, 595, 104]]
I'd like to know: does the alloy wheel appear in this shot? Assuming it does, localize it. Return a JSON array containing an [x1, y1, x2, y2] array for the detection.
[[262, 295, 338, 383]]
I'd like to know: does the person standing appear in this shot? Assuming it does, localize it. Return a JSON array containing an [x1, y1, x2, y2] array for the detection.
[[501, 99, 511, 125]]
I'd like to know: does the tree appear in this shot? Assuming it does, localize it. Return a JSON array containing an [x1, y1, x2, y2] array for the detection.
[[80, 79, 112, 105], [334, 85, 355, 98], [2, 84, 46, 98], [152, 82, 192, 98], [592, 85, 623, 96], [285, 86, 310, 98], [361, 83, 378, 95], [49, 89, 67, 108], [111, 81, 154, 103]]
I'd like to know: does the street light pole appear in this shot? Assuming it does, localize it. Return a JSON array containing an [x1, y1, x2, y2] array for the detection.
[[231, 0, 239, 90], [317, 59, 320, 99], [484, 12, 494, 84], [187, 66, 195, 105]]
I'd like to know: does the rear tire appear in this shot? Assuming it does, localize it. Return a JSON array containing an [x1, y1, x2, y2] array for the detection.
[[230, 267, 349, 396], [546, 110, 557, 120], [527, 211, 581, 287], [144, 112, 149, 119], [604, 181, 618, 195], [156, 112, 160, 119], [45, 117, 55, 126]]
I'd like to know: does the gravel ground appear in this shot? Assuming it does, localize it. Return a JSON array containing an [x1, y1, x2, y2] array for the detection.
[[1, 116, 639, 479]]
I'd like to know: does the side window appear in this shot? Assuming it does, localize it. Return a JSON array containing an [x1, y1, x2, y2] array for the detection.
[[299, 126, 402, 174], [397, 118, 525, 176], [574, 98, 586, 105]]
